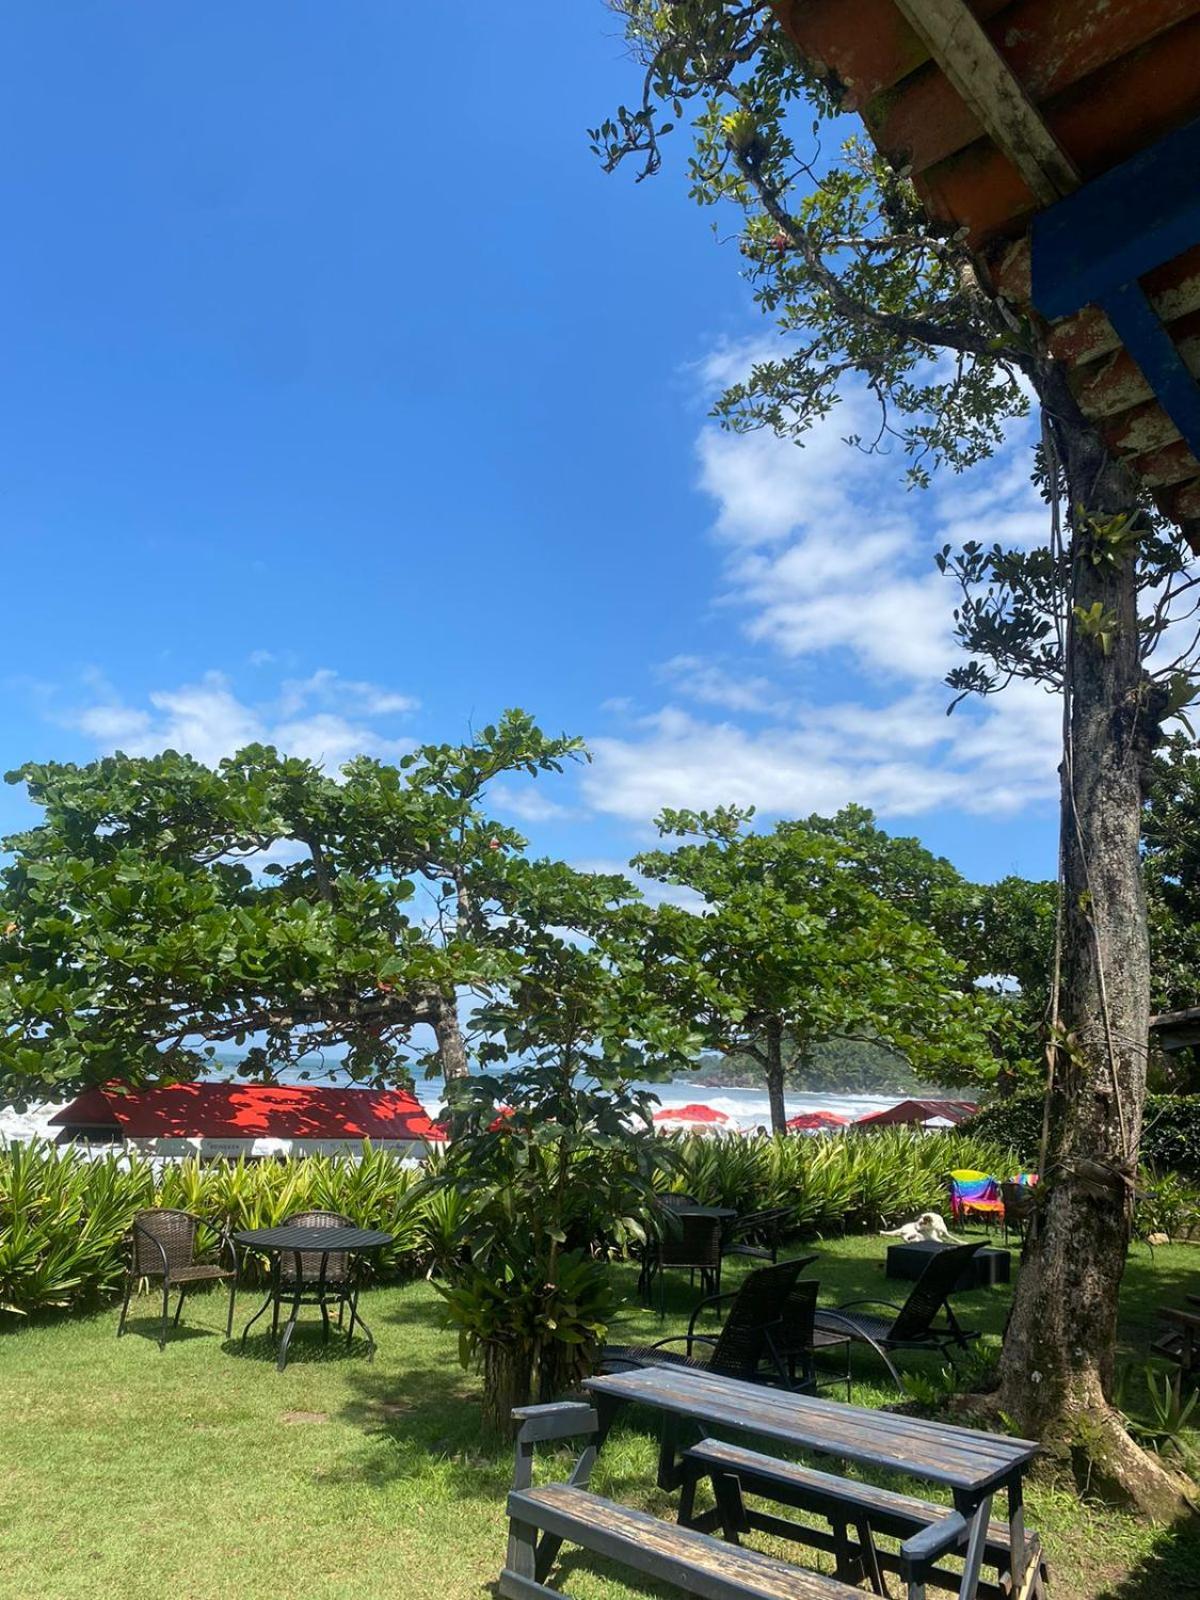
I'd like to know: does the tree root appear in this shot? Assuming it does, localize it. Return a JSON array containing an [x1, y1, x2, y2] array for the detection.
[[954, 1386, 1198, 1522]]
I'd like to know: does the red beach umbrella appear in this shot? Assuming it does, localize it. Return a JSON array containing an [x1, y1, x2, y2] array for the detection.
[[652, 1103, 732, 1132], [785, 1110, 849, 1132]]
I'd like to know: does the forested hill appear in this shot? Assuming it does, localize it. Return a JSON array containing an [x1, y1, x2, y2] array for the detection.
[[684, 1039, 943, 1095]]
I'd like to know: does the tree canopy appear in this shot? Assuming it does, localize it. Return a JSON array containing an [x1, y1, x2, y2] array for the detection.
[[635, 806, 999, 1131], [0, 712, 583, 1105]]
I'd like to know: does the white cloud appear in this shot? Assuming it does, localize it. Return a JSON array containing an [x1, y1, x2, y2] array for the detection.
[[576, 342, 1059, 831], [584, 686, 1060, 825], [65, 668, 418, 770], [489, 783, 572, 823], [658, 654, 779, 713]]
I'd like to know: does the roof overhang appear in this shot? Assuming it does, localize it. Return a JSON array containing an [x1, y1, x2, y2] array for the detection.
[[773, 0, 1200, 547]]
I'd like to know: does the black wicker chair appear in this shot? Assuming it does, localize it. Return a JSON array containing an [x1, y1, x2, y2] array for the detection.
[[722, 1206, 793, 1265], [640, 1210, 725, 1313], [1001, 1181, 1038, 1244], [274, 1209, 364, 1346], [116, 1208, 236, 1350], [602, 1257, 819, 1388], [813, 1241, 984, 1385]]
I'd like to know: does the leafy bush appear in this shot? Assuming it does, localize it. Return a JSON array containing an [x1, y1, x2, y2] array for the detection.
[[667, 1127, 1020, 1234], [966, 1091, 1200, 1179], [0, 1124, 1041, 1322], [0, 1139, 433, 1317]]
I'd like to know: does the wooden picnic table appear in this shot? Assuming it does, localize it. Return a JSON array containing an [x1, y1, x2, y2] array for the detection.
[[583, 1364, 1042, 1599]]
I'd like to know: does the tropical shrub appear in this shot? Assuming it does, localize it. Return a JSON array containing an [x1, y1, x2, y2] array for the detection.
[[967, 1090, 1200, 1179], [0, 1139, 432, 1316], [667, 1128, 1020, 1234]]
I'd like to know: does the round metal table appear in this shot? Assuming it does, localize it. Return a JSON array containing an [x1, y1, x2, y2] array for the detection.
[[233, 1225, 393, 1371]]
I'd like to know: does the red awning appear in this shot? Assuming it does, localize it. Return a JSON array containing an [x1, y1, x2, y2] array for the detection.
[[48, 1082, 446, 1143], [854, 1099, 977, 1128]]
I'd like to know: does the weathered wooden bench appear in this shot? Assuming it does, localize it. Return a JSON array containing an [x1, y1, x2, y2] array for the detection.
[[679, 1438, 1049, 1600], [500, 1402, 873, 1600]]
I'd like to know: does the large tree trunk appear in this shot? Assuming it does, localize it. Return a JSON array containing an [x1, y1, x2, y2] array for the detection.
[[430, 991, 470, 1082], [764, 1017, 787, 1135], [995, 379, 1188, 1517]]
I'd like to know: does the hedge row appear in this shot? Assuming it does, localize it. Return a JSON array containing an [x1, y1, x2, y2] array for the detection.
[[1, 1127, 1018, 1319]]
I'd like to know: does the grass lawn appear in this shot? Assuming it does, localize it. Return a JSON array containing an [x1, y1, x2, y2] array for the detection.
[[1, 1233, 1198, 1600]]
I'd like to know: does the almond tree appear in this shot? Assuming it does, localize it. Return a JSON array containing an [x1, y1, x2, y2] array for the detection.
[[0, 712, 583, 1101], [595, 2, 1198, 1511], [636, 807, 999, 1133]]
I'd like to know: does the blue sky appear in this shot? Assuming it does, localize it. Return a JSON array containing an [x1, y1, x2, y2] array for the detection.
[[0, 2, 1061, 886]]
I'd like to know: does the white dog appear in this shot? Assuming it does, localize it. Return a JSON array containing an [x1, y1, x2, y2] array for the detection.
[[882, 1211, 960, 1244]]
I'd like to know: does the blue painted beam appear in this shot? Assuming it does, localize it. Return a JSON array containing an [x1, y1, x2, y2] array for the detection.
[[1100, 281, 1200, 460], [1031, 116, 1200, 318]]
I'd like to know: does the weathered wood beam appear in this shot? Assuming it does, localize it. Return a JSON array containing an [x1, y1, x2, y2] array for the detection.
[[890, 0, 1079, 204]]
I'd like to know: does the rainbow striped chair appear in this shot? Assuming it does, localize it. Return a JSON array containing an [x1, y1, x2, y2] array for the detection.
[[948, 1170, 1004, 1227]]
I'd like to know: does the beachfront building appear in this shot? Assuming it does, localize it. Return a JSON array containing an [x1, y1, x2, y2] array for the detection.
[[49, 1081, 445, 1160]]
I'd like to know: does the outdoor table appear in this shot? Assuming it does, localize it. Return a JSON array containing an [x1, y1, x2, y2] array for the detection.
[[232, 1225, 393, 1371], [673, 1205, 738, 1222], [886, 1238, 1012, 1288], [582, 1363, 1040, 1599]]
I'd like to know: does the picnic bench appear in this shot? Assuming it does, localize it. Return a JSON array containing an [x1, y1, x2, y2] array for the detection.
[[579, 1366, 1043, 1600], [501, 1401, 887, 1600]]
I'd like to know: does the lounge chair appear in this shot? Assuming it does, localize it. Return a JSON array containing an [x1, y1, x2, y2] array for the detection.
[[813, 1241, 984, 1384], [116, 1208, 237, 1350], [601, 1256, 819, 1388]]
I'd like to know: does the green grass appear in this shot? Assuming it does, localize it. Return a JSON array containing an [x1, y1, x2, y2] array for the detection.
[[1, 1233, 1198, 1600]]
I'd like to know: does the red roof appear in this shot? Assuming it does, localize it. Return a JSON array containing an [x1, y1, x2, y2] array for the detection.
[[854, 1098, 978, 1127], [49, 1082, 446, 1143]]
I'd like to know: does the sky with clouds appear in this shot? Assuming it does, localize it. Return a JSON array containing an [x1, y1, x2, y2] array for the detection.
[[1, 2, 1065, 887]]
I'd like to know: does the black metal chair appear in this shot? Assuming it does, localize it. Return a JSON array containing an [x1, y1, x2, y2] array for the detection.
[[722, 1206, 793, 1265], [1001, 1180, 1038, 1244], [640, 1210, 725, 1313], [602, 1257, 819, 1388], [116, 1208, 236, 1350], [274, 1209, 363, 1346], [813, 1241, 985, 1384]]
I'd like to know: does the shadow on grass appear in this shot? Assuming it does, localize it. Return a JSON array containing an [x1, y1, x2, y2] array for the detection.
[[1094, 1513, 1200, 1599]]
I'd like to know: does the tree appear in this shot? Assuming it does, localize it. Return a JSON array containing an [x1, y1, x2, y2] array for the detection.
[[1145, 733, 1200, 1029], [0, 712, 583, 1103], [806, 806, 1056, 1092], [432, 861, 698, 1431], [635, 807, 998, 1133], [596, 3, 1197, 1509]]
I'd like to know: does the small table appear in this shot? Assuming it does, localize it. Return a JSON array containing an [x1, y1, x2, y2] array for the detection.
[[233, 1225, 393, 1371], [887, 1238, 1011, 1288], [583, 1364, 1041, 1599]]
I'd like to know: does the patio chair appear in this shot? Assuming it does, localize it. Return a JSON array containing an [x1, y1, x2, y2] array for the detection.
[[722, 1205, 793, 1265], [601, 1256, 819, 1388], [116, 1208, 237, 1350], [275, 1209, 363, 1345], [1001, 1180, 1038, 1244], [949, 1171, 1004, 1228], [813, 1241, 985, 1385], [639, 1210, 724, 1313]]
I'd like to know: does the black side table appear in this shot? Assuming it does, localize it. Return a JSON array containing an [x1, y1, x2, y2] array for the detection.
[[886, 1238, 1011, 1288]]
